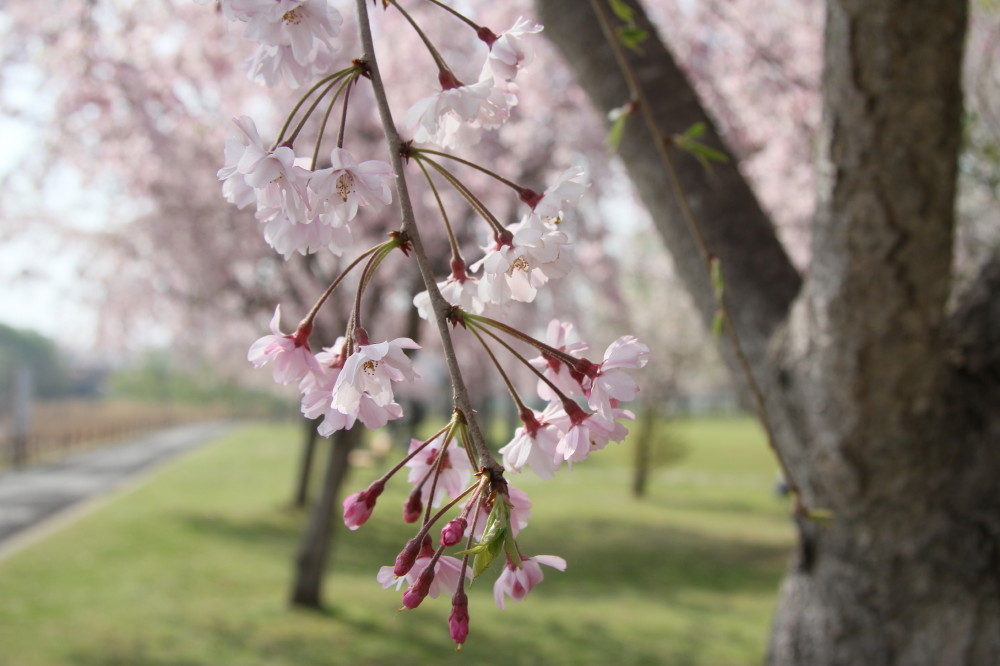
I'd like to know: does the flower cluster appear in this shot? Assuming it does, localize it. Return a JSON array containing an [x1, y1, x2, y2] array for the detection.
[[210, 0, 647, 649], [219, 114, 395, 259]]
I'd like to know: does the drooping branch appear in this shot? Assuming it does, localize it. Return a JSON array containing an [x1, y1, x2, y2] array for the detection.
[[354, 0, 501, 477], [535, 0, 801, 369]]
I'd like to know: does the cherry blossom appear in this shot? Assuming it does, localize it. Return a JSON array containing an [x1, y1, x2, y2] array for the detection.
[[406, 77, 507, 147], [300, 341, 406, 433], [530, 319, 589, 401], [493, 554, 566, 610], [247, 305, 319, 384], [543, 401, 619, 464], [499, 410, 561, 479], [413, 273, 487, 319], [585, 335, 650, 414], [331, 337, 420, 414], [309, 148, 395, 223], [521, 165, 588, 226], [472, 217, 572, 305], [260, 209, 353, 259], [240, 0, 343, 65], [482, 17, 543, 82], [404, 434, 473, 507], [377, 553, 469, 601], [247, 43, 338, 88], [449, 590, 470, 646]]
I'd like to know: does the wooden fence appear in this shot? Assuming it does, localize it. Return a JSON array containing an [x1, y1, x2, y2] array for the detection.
[[0, 400, 232, 469]]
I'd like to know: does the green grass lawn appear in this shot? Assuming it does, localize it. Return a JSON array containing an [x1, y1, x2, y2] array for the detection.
[[0, 417, 793, 666]]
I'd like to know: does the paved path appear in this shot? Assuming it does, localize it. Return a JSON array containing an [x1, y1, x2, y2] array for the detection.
[[0, 421, 233, 555]]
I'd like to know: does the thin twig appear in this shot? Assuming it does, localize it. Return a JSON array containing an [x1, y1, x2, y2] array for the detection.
[[588, 0, 804, 514]]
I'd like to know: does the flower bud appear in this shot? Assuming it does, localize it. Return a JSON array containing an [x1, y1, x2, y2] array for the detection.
[[341, 480, 385, 531], [401, 564, 435, 610], [449, 589, 470, 646], [394, 536, 423, 577], [440, 517, 468, 547], [402, 489, 423, 524]]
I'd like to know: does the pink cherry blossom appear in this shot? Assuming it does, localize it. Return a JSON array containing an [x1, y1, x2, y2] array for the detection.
[[404, 434, 473, 507], [440, 517, 468, 547], [472, 217, 572, 305], [530, 319, 589, 402], [309, 148, 395, 223], [521, 166, 588, 226], [483, 17, 544, 82], [493, 554, 566, 610], [413, 273, 487, 320], [240, 0, 342, 65], [543, 401, 619, 463], [498, 410, 561, 479], [300, 339, 405, 433], [260, 209, 353, 259], [247, 305, 319, 384], [247, 42, 337, 88], [586, 335, 650, 414], [377, 554, 468, 602], [331, 337, 420, 414], [406, 77, 506, 147]]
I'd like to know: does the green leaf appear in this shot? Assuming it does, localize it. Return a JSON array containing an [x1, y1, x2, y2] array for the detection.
[[710, 259, 725, 299], [688, 142, 729, 163], [616, 26, 648, 53], [471, 529, 506, 578], [467, 498, 512, 579], [609, 0, 635, 23], [607, 113, 628, 151], [682, 122, 706, 139]]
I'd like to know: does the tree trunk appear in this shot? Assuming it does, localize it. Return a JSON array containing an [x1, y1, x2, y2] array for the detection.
[[292, 418, 320, 509], [631, 401, 657, 498], [538, 1, 1000, 663], [289, 424, 362, 608]]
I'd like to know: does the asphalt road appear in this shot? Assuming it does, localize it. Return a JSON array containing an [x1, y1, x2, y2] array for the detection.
[[0, 421, 233, 555]]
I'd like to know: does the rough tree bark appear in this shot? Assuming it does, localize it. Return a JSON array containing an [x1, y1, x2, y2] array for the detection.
[[538, 1, 1000, 664]]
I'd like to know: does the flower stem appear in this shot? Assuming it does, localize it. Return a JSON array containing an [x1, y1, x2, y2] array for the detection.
[[469, 320, 577, 408], [412, 147, 524, 193], [415, 155, 506, 235], [466, 325, 530, 415], [415, 159, 462, 262], [301, 241, 388, 329], [271, 65, 357, 151], [421, 0, 483, 32], [387, 0, 454, 76]]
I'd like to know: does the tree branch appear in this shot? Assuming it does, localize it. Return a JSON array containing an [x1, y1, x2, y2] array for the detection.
[[535, 0, 801, 368], [354, 0, 501, 476]]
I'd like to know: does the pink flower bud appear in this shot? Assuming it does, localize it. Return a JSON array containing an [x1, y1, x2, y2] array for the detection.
[[401, 564, 435, 610], [341, 480, 385, 531], [402, 489, 423, 524], [449, 589, 470, 646], [440, 517, 468, 547], [394, 536, 423, 577]]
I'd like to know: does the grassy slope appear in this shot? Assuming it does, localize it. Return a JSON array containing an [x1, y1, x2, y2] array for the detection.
[[0, 418, 792, 666]]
